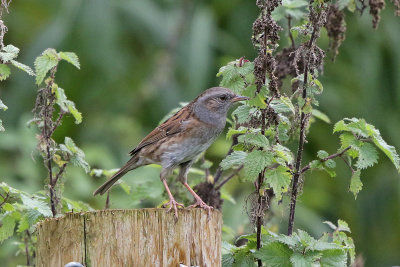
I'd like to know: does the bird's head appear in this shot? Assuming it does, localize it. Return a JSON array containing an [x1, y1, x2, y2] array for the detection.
[[195, 87, 249, 114], [193, 87, 249, 126]]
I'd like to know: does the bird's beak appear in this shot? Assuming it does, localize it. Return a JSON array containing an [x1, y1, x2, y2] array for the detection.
[[231, 95, 250, 102]]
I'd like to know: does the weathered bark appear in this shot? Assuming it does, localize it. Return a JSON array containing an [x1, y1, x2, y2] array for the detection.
[[36, 209, 222, 267]]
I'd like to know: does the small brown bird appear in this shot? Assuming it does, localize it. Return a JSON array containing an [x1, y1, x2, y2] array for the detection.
[[94, 87, 249, 218]]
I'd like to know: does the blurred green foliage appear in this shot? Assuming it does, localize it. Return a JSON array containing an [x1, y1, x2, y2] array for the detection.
[[0, 0, 399, 266]]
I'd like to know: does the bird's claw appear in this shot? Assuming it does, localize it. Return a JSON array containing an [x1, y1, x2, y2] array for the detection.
[[163, 199, 185, 220], [188, 199, 213, 219]]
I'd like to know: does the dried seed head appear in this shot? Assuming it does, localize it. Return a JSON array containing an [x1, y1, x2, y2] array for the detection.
[[326, 5, 346, 59], [369, 0, 386, 29]]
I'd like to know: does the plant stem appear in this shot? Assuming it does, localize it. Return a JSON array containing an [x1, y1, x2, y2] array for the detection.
[[287, 7, 323, 234], [215, 165, 243, 190], [24, 230, 30, 266]]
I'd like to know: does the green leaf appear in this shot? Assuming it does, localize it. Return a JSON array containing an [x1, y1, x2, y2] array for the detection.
[[244, 150, 273, 181], [270, 96, 295, 114], [227, 126, 247, 139], [354, 142, 378, 169], [34, 48, 59, 85], [60, 137, 90, 173], [238, 133, 269, 149], [222, 253, 234, 267], [20, 194, 52, 217], [320, 249, 347, 267], [10, 60, 35, 76], [0, 64, 11, 81], [0, 214, 16, 242], [273, 144, 294, 165], [0, 119, 4, 132], [233, 250, 255, 267], [337, 219, 351, 233], [59, 52, 80, 69], [0, 45, 20, 62], [17, 214, 29, 233], [317, 150, 329, 159], [66, 100, 82, 124], [232, 105, 254, 124], [371, 131, 400, 171], [312, 109, 331, 123], [254, 242, 292, 267], [220, 151, 247, 170], [290, 252, 319, 267], [265, 166, 291, 200], [349, 169, 362, 198], [1, 203, 14, 212]]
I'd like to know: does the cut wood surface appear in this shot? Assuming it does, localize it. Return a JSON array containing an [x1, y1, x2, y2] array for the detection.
[[36, 209, 222, 267]]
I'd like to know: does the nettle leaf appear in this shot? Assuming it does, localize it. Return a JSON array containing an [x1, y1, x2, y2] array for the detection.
[[35, 48, 60, 85], [222, 253, 234, 267], [218, 60, 254, 94], [0, 45, 20, 62], [227, 126, 247, 139], [242, 84, 267, 109], [320, 249, 347, 267], [53, 86, 83, 124], [317, 150, 329, 159], [254, 242, 292, 267], [273, 144, 294, 165], [232, 105, 255, 124], [233, 250, 255, 267], [354, 142, 378, 169], [20, 194, 52, 217], [59, 52, 80, 69], [244, 150, 273, 181], [277, 115, 291, 142], [270, 96, 295, 114], [238, 133, 269, 149], [265, 166, 291, 200], [0, 64, 11, 81], [349, 169, 362, 198], [335, 118, 400, 171], [10, 60, 35, 76], [220, 151, 247, 170], [290, 251, 320, 267], [60, 137, 90, 173], [0, 214, 16, 243], [312, 109, 331, 123]]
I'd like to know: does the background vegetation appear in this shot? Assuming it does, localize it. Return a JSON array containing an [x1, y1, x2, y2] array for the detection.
[[0, 0, 399, 266]]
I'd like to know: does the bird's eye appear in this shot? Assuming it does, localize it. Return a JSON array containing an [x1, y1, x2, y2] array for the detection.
[[219, 95, 227, 101]]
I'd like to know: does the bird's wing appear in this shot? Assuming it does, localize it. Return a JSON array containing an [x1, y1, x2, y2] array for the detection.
[[129, 104, 193, 156]]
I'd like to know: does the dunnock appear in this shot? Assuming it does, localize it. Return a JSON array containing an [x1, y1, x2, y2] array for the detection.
[[94, 87, 249, 218]]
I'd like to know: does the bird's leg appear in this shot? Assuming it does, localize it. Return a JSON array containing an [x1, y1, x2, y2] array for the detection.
[[178, 161, 213, 217], [160, 170, 184, 219]]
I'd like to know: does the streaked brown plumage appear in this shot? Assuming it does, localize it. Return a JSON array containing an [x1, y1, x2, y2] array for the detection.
[[93, 87, 248, 218]]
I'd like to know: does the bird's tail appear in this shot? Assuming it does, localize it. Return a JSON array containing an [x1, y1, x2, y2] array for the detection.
[[93, 157, 139, 196]]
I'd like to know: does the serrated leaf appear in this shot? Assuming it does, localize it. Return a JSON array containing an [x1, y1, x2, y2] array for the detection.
[[59, 52, 80, 69], [60, 137, 90, 173], [227, 126, 247, 139], [270, 96, 295, 114], [17, 214, 29, 233], [220, 151, 247, 170], [10, 60, 35, 76], [238, 133, 269, 149], [273, 144, 294, 165], [66, 100, 82, 124], [349, 169, 362, 198], [2, 203, 14, 212], [232, 105, 254, 124], [371, 131, 400, 171], [0, 45, 19, 62], [317, 150, 329, 159], [354, 142, 378, 169], [320, 249, 347, 267], [0, 64, 11, 81], [233, 250, 255, 267], [290, 252, 319, 267], [0, 214, 16, 242], [244, 150, 273, 181], [265, 166, 291, 200], [222, 253, 234, 267], [20, 194, 52, 217], [312, 109, 331, 123], [34, 48, 59, 85], [254, 242, 292, 267], [275, 233, 299, 247], [337, 219, 351, 233]]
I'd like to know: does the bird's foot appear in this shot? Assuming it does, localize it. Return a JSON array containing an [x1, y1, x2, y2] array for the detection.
[[162, 199, 185, 220], [188, 199, 213, 218]]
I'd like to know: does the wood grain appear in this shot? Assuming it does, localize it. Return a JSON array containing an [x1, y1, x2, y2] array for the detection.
[[36, 209, 222, 267]]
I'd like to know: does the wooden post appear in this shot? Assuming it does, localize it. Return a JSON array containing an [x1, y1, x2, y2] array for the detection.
[[36, 209, 222, 267]]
